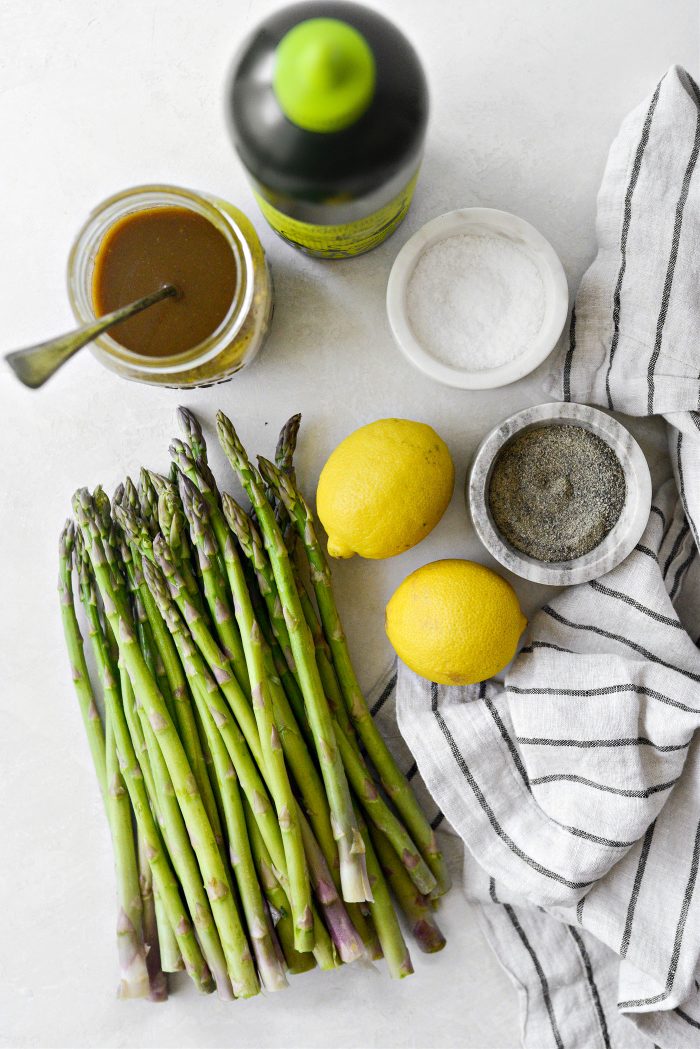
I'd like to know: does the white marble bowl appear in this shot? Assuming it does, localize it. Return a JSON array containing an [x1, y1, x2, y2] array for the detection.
[[468, 402, 652, 585], [386, 207, 569, 389]]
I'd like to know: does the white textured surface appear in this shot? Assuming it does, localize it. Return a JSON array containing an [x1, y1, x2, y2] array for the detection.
[[0, 2, 696, 1047]]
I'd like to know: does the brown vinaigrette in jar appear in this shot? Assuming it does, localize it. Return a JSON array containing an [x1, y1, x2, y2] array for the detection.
[[92, 205, 238, 357]]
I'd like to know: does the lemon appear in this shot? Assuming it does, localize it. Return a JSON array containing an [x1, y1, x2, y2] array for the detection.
[[316, 419, 454, 559], [385, 559, 527, 686]]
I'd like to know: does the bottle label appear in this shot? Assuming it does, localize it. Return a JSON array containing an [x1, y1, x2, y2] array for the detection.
[[253, 172, 419, 258]]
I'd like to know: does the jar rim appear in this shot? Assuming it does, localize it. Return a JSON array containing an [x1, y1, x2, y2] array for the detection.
[[67, 184, 254, 373]]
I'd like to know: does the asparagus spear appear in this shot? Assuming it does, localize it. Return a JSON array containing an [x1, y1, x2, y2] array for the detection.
[[176, 472, 251, 700], [175, 457, 316, 802], [142, 554, 287, 990], [369, 825, 446, 954], [217, 413, 370, 905], [212, 497, 341, 867], [74, 490, 259, 999], [115, 502, 231, 840], [178, 405, 209, 465], [129, 564, 175, 719], [275, 414, 301, 482], [118, 518, 224, 850], [224, 495, 436, 896], [244, 802, 316, 975], [77, 527, 233, 999], [224, 495, 297, 681], [156, 483, 206, 617], [64, 525, 151, 999], [141, 555, 297, 899], [143, 553, 346, 965], [129, 656, 235, 999], [154, 881, 184, 975], [233, 491, 383, 980], [215, 520, 378, 958], [169, 437, 228, 581], [137, 833, 170, 998], [138, 467, 160, 535], [362, 820, 414, 980], [192, 682, 289, 992], [297, 809, 363, 963], [129, 537, 221, 847], [157, 494, 314, 956], [259, 457, 450, 896], [75, 535, 151, 999], [334, 720, 436, 896], [145, 530, 264, 778], [65, 524, 212, 992], [105, 715, 152, 999], [270, 413, 302, 548], [293, 567, 356, 740], [58, 522, 106, 800]]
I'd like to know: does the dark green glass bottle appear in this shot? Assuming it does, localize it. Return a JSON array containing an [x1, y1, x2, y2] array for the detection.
[[226, 1, 429, 258]]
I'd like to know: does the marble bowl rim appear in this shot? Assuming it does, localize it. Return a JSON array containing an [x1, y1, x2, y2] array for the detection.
[[385, 206, 569, 390], [467, 401, 653, 585]]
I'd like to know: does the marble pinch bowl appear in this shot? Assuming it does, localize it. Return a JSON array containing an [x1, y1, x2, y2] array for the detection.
[[467, 401, 652, 586], [385, 207, 569, 389]]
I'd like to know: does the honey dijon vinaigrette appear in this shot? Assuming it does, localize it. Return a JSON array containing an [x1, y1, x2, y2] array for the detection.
[[92, 206, 238, 358], [68, 185, 272, 387]]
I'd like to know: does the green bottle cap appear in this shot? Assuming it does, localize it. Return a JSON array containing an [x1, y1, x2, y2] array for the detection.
[[273, 18, 376, 134]]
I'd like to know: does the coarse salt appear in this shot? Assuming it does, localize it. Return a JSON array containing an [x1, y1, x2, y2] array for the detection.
[[406, 232, 545, 371]]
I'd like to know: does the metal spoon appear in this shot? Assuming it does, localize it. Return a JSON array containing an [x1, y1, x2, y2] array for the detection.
[[4, 283, 178, 389]]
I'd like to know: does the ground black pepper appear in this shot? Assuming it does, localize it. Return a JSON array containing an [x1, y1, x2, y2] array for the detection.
[[487, 424, 626, 563]]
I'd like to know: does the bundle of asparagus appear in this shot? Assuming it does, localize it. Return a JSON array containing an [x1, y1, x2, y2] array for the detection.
[[59, 408, 449, 1001]]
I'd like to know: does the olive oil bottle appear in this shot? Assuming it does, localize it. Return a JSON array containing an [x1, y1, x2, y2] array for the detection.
[[226, 1, 429, 259]]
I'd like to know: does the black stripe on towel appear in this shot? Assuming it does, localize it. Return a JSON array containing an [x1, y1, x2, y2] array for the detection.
[[650, 504, 667, 528], [669, 544, 697, 601], [662, 521, 690, 579], [489, 877, 499, 904], [619, 819, 700, 1008], [677, 432, 700, 549], [430, 682, 592, 891], [568, 926, 611, 1049], [576, 897, 586, 925], [541, 605, 700, 685], [507, 682, 700, 717], [563, 306, 576, 401], [517, 734, 691, 753], [620, 821, 656, 958], [647, 77, 700, 413], [504, 905, 564, 1049], [677, 1008, 700, 1030], [589, 578, 683, 629], [531, 773, 678, 799], [562, 825, 638, 849], [370, 671, 397, 717], [605, 76, 664, 408], [520, 640, 575, 656], [636, 543, 659, 562], [484, 697, 531, 790]]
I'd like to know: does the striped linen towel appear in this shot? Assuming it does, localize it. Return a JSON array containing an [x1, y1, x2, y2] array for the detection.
[[386, 65, 700, 1048]]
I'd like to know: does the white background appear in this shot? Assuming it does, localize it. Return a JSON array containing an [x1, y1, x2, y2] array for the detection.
[[1, 1, 697, 1046]]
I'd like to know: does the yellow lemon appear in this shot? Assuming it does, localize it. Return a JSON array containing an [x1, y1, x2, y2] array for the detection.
[[316, 419, 454, 559], [385, 559, 527, 685]]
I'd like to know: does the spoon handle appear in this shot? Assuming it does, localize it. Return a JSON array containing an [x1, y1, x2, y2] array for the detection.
[[4, 284, 177, 389]]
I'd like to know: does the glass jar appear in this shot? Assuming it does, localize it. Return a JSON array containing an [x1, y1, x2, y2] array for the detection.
[[67, 185, 273, 387]]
